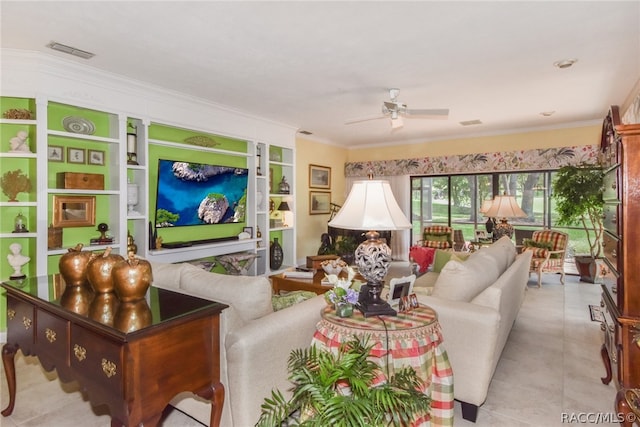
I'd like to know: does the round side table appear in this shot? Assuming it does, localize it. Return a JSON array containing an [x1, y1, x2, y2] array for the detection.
[[312, 304, 454, 427]]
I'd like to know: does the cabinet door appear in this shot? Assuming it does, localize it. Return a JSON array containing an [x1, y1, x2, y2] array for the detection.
[[36, 308, 70, 373], [5, 296, 36, 354], [70, 325, 124, 399]]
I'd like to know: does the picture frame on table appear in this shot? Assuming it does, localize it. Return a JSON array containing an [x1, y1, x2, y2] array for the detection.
[[88, 149, 105, 166], [309, 164, 331, 189], [388, 275, 416, 310], [309, 191, 331, 215], [243, 226, 253, 238], [475, 230, 488, 240], [67, 147, 85, 164], [47, 145, 64, 162]]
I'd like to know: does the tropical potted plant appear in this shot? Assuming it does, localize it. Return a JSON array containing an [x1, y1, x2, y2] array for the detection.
[[551, 163, 606, 283], [256, 338, 431, 427]]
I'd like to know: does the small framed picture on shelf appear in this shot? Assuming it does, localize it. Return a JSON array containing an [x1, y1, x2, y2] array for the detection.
[[309, 191, 331, 215], [88, 149, 105, 166], [67, 147, 85, 164], [48, 145, 64, 162], [243, 226, 253, 238], [309, 164, 331, 189], [52, 195, 96, 228]]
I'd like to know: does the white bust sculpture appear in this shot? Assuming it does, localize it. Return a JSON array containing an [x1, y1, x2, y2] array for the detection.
[[7, 242, 30, 279], [9, 131, 31, 153]]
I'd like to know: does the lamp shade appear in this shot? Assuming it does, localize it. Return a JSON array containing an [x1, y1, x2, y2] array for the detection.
[[479, 199, 493, 214], [277, 201, 290, 211], [484, 194, 527, 219], [328, 180, 411, 231]]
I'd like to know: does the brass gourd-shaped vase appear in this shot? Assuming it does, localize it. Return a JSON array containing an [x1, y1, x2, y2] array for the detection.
[[58, 243, 94, 287], [112, 252, 153, 302]]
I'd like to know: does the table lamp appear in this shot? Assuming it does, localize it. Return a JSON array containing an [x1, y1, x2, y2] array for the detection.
[[479, 199, 496, 234], [328, 179, 411, 317], [277, 201, 291, 227], [483, 193, 527, 240]]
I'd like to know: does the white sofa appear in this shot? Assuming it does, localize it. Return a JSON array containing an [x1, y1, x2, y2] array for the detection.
[[147, 261, 326, 427], [412, 236, 533, 422]]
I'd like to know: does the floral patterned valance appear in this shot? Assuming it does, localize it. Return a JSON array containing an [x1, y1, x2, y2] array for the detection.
[[345, 144, 601, 177]]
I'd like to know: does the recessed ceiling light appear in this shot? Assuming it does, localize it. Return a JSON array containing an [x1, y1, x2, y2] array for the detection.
[[540, 111, 555, 117], [459, 120, 483, 126], [46, 41, 95, 59], [553, 59, 577, 69]]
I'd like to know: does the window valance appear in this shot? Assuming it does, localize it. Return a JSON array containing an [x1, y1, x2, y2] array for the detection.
[[345, 144, 600, 177]]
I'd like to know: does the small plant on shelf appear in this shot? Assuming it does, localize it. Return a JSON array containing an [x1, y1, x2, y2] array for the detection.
[[1, 169, 31, 202]]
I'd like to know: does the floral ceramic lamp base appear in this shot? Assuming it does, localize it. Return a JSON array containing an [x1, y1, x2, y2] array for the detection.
[[355, 231, 397, 317]]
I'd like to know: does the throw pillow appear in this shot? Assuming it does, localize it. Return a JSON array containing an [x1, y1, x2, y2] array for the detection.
[[523, 239, 553, 250], [433, 249, 470, 273], [272, 290, 317, 311], [431, 251, 500, 302], [409, 246, 436, 273]]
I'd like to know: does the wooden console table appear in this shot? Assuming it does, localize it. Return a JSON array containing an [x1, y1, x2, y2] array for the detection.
[[1, 275, 227, 427]]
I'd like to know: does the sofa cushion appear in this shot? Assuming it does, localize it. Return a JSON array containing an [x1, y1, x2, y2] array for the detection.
[[178, 263, 274, 324], [272, 290, 317, 311], [433, 249, 471, 273], [480, 236, 517, 275], [431, 250, 501, 302]]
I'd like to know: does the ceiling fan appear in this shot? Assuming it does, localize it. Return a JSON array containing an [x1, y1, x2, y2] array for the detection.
[[345, 88, 449, 129]]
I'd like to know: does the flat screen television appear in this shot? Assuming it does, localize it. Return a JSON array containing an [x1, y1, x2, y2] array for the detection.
[[155, 159, 248, 228]]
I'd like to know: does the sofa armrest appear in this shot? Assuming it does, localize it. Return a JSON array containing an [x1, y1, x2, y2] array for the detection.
[[416, 294, 501, 406], [224, 295, 326, 426]]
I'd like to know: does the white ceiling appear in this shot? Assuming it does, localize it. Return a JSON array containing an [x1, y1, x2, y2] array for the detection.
[[2, 1, 639, 148]]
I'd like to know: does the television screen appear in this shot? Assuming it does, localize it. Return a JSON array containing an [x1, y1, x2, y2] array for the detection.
[[155, 159, 248, 228]]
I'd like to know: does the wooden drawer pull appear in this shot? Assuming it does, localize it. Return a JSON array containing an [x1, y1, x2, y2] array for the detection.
[[73, 344, 86, 361], [22, 316, 32, 330], [101, 359, 117, 378], [45, 328, 57, 343]]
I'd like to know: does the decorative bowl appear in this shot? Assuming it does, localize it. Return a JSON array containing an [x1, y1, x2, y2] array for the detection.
[[321, 258, 347, 275]]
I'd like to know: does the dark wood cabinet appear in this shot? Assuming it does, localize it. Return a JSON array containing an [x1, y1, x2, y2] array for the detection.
[[600, 106, 640, 425], [2, 276, 227, 427]]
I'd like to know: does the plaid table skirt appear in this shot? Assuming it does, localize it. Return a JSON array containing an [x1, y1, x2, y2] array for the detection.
[[312, 305, 454, 427]]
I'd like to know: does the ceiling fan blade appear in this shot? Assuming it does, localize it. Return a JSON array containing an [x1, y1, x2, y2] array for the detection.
[[404, 108, 449, 118], [344, 114, 386, 125]]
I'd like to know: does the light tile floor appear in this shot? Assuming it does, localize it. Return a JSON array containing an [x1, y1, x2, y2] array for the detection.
[[0, 272, 618, 426]]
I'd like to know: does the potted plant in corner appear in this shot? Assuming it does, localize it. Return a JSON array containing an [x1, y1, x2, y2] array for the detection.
[[256, 338, 431, 426], [551, 163, 606, 283]]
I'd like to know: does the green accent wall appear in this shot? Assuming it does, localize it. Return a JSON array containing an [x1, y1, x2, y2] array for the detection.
[[148, 124, 250, 245]]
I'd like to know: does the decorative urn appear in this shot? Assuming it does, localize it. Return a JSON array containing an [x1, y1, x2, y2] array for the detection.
[[86, 247, 124, 293], [58, 243, 94, 287], [112, 252, 153, 302]]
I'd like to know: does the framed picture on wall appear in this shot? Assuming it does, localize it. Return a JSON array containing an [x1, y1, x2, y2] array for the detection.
[[309, 164, 331, 189], [310, 191, 331, 215], [67, 147, 85, 164], [88, 149, 105, 166], [47, 145, 64, 162]]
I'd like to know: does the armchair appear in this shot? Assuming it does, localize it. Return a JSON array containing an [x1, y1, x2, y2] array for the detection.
[[420, 225, 454, 250], [522, 229, 568, 287]]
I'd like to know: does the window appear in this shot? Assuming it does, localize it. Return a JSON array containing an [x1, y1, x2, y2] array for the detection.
[[411, 171, 590, 255]]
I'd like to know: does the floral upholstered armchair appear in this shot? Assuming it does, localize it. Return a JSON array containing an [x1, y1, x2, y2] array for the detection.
[[522, 229, 569, 287], [420, 225, 454, 250]]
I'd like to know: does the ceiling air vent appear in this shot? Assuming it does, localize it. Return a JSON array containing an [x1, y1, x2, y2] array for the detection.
[[47, 41, 95, 59], [299, 130, 313, 135], [459, 120, 483, 126]]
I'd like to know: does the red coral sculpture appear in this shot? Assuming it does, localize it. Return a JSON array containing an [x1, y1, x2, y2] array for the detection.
[[1, 169, 31, 202]]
